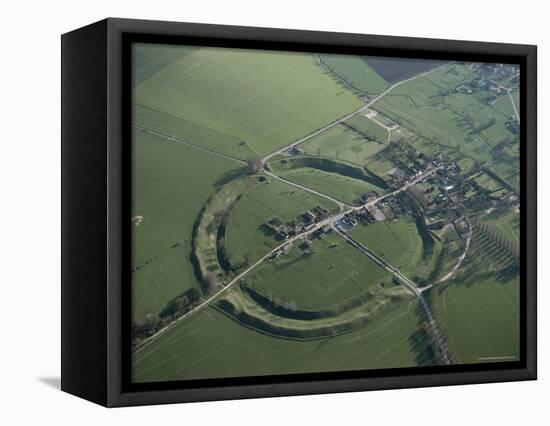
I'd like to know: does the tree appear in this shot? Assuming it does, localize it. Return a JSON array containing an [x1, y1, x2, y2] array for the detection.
[[202, 272, 219, 295], [246, 157, 263, 174]]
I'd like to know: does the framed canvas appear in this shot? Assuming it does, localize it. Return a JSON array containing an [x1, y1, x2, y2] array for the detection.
[[61, 18, 537, 407]]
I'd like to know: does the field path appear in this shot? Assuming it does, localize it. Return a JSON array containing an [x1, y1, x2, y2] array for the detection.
[[133, 65, 450, 356], [261, 63, 449, 167], [489, 79, 520, 122], [334, 227, 451, 365], [132, 124, 247, 165], [437, 218, 472, 283], [134, 166, 441, 354]]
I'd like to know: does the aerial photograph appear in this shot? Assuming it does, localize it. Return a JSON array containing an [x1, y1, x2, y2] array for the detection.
[[130, 43, 520, 383]]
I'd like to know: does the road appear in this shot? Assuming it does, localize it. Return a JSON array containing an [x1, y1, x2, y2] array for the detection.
[[489, 78, 520, 122], [261, 63, 449, 166], [334, 226, 450, 365], [437, 217, 472, 283], [265, 169, 347, 211], [134, 166, 441, 354], [333, 226, 420, 296], [133, 64, 450, 354]]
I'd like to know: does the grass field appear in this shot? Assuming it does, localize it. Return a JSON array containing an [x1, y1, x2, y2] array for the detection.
[[345, 114, 390, 143], [276, 167, 384, 205], [372, 65, 519, 187], [130, 45, 520, 380], [365, 57, 446, 84], [474, 172, 504, 192], [131, 129, 241, 322], [192, 175, 263, 284], [224, 179, 339, 267], [318, 54, 389, 95], [466, 216, 518, 274], [243, 233, 393, 311], [350, 216, 442, 284], [484, 209, 520, 250], [132, 299, 433, 382], [492, 94, 517, 118], [435, 272, 520, 363], [133, 104, 258, 160], [301, 124, 386, 167], [133, 46, 363, 157], [132, 43, 191, 86], [350, 218, 423, 276]]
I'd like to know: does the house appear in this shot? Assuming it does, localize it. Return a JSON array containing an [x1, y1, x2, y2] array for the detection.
[[303, 210, 317, 223], [288, 146, 304, 156], [388, 167, 405, 180]]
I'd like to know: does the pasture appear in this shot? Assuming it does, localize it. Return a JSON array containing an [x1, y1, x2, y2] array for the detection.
[[133, 104, 258, 160], [224, 178, 339, 267], [484, 209, 520, 250], [301, 124, 386, 166], [131, 129, 241, 322], [365, 56, 446, 84], [132, 299, 431, 382], [133, 46, 363, 156], [351, 218, 423, 277], [276, 167, 384, 206], [350, 216, 442, 285], [372, 65, 519, 188], [244, 232, 393, 311], [318, 54, 389, 95], [132, 43, 190, 86], [192, 175, 263, 283], [345, 114, 390, 143], [474, 172, 503, 193], [435, 272, 520, 363], [466, 215, 518, 274]]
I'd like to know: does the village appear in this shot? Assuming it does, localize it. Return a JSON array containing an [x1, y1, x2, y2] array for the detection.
[[264, 139, 519, 264]]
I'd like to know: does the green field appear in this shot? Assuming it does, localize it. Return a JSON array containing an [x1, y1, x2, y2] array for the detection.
[[132, 43, 191, 86], [244, 233, 394, 311], [350, 218, 422, 273], [224, 179, 339, 267], [301, 124, 386, 166], [192, 175, 263, 285], [131, 46, 521, 380], [132, 299, 433, 382], [318, 54, 389, 95], [484, 209, 520, 249], [134, 46, 363, 156], [492, 94, 517, 118], [276, 167, 384, 206], [345, 114, 390, 143], [435, 273, 520, 363], [131, 129, 241, 322], [474, 172, 504, 192], [372, 65, 519, 187], [133, 104, 258, 160], [467, 210, 519, 274], [351, 216, 442, 284], [365, 57, 445, 84]]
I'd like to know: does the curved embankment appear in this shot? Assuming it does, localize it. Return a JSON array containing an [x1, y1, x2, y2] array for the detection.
[[241, 283, 375, 320], [191, 175, 264, 287], [269, 156, 388, 190], [214, 287, 413, 341]]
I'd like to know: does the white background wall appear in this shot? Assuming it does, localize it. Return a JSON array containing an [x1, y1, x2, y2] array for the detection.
[[0, 0, 546, 423]]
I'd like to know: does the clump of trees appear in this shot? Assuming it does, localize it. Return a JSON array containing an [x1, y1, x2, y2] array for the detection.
[[131, 287, 201, 348], [202, 271, 222, 296], [246, 157, 263, 174]]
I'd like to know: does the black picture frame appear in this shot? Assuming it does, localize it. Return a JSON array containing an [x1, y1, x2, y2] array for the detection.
[[61, 17, 537, 407]]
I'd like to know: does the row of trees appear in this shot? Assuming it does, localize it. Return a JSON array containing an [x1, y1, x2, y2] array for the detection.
[[419, 289, 461, 365], [131, 287, 201, 348]]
